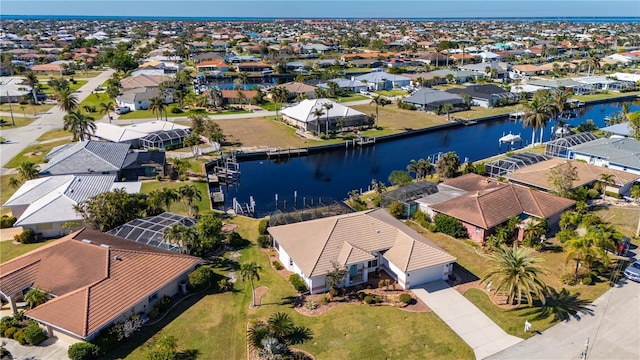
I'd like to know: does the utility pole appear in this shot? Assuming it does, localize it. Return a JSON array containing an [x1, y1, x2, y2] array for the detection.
[[6, 91, 16, 127]]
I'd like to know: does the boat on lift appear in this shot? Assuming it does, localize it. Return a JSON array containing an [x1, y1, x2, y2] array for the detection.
[[499, 132, 523, 146]]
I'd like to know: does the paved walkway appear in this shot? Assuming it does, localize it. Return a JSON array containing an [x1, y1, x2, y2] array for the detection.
[[2, 337, 69, 360], [412, 281, 523, 359]]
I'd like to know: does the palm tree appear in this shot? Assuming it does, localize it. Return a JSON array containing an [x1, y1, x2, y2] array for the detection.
[[270, 86, 289, 121], [99, 101, 116, 123], [482, 245, 548, 306], [312, 108, 324, 136], [322, 101, 333, 134], [407, 159, 421, 179], [173, 90, 185, 109], [24, 287, 48, 309], [549, 90, 572, 136], [18, 161, 39, 181], [238, 71, 249, 86], [585, 52, 601, 76], [596, 173, 615, 195], [208, 87, 223, 110], [369, 95, 391, 127], [159, 187, 179, 212], [24, 72, 39, 105], [240, 262, 262, 307], [64, 110, 96, 141], [178, 184, 202, 216], [267, 312, 294, 342], [435, 152, 460, 179], [441, 103, 454, 122], [523, 95, 551, 145], [55, 87, 79, 113], [8, 177, 21, 188], [564, 234, 608, 282], [148, 97, 166, 120]]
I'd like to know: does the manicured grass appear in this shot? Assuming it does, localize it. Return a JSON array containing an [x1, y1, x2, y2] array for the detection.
[[454, 105, 518, 120], [140, 180, 210, 214], [593, 206, 640, 239], [4, 139, 70, 169], [216, 117, 311, 149], [0, 104, 54, 115], [433, 84, 466, 90], [259, 102, 282, 111], [38, 80, 88, 94], [76, 93, 111, 118], [36, 128, 71, 141], [573, 91, 640, 102], [352, 103, 449, 133], [334, 94, 368, 102], [374, 89, 408, 97], [113, 217, 473, 360], [117, 105, 251, 120], [0, 239, 56, 263], [344, 68, 372, 74], [0, 116, 35, 128]]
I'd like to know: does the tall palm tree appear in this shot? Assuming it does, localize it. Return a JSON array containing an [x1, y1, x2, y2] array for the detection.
[[238, 71, 249, 86], [64, 110, 96, 141], [159, 187, 179, 212], [24, 287, 48, 309], [178, 184, 202, 216], [240, 262, 262, 307], [322, 101, 333, 134], [564, 234, 608, 282], [523, 95, 551, 145], [370, 95, 391, 127], [24, 72, 39, 105], [549, 90, 572, 136], [441, 103, 454, 122], [312, 108, 324, 136], [18, 161, 39, 181], [8, 177, 21, 188], [482, 245, 548, 306], [99, 101, 116, 123], [585, 52, 601, 76], [208, 87, 223, 110], [55, 87, 79, 113], [148, 97, 166, 120], [596, 173, 615, 195]]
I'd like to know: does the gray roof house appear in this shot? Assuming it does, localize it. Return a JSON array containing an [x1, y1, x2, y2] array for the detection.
[[403, 88, 466, 112], [318, 78, 368, 93], [571, 137, 640, 175], [41, 141, 131, 177], [116, 87, 173, 111], [355, 72, 412, 90], [2, 175, 141, 238]]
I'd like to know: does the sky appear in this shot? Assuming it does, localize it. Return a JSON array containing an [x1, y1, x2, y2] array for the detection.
[[2, 0, 639, 18]]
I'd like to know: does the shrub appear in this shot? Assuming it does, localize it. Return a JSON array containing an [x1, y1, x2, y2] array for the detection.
[[170, 107, 183, 114], [305, 299, 318, 310], [3, 327, 17, 339], [586, 189, 600, 199], [188, 266, 214, 290], [399, 293, 412, 305], [604, 190, 622, 199], [14, 228, 36, 244], [258, 219, 269, 235], [412, 210, 431, 228], [363, 296, 374, 304], [388, 201, 404, 219], [257, 235, 271, 248], [289, 274, 308, 292], [0, 215, 17, 229], [378, 279, 385, 289], [582, 276, 593, 285], [272, 261, 283, 270], [433, 213, 468, 238], [23, 322, 47, 345], [320, 295, 329, 305], [560, 272, 577, 286], [227, 232, 245, 249], [13, 330, 25, 345], [68, 342, 101, 360]]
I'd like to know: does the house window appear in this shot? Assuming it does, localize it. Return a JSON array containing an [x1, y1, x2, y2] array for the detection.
[[289, 258, 293, 266], [475, 226, 481, 233], [368, 259, 378, 268], [148, 292, 158, 304]]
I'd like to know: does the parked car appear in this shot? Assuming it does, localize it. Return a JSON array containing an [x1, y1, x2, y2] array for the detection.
[[115, 106, 130, 115], [359, 89, 370, 95], [624, 260, 640, 282]]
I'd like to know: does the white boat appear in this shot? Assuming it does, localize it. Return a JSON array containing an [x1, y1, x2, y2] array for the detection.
[[499, 132, 522, 145], [555, 124, 573, 137]]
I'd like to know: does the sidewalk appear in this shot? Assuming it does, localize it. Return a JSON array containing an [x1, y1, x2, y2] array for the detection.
[[412, 281, 523, 359]]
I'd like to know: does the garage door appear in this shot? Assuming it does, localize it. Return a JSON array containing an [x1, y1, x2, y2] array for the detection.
[[408, 265, 444, 288]]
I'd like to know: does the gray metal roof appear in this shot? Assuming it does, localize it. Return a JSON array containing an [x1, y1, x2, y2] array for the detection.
[[600, 122, 633, 137], [404, 88, 465, 106], [40, 141, 130, 175], [355, 72, 411, 83], [571, 137, 640, 170]]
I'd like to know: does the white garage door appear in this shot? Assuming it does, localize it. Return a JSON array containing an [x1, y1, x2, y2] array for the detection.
[[408, 265, 444, 288]]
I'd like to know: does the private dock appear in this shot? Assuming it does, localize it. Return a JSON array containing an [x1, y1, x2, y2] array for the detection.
[[345, 137, 376, 148], [266, 148, 308, 159], [508, 111, 525, 121]]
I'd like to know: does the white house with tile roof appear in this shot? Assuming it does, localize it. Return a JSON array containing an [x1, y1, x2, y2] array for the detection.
[[268, 208, 456, 294], [281, 98, 369, 133]]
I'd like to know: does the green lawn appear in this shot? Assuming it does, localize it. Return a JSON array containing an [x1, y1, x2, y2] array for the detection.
[[4, 139, 70, 169], [39, 80, 88, 95], [1, 175, 20, 212], [0, 239, 56, 263], [334, 95, 369, 102], [77, 93, 110, 117], [117, 105, 251, 120], [36, 129, 71, 141], [111, 217, 473, 360], [259, 102, 282, 111], [140, 180, 210, 214], [0, 116, 35, 129], [0, 104, 54, 115], [573, 91, 640, 102], [374, 89, 408, 97]]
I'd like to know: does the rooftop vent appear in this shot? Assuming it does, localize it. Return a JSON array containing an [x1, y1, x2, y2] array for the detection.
[[114, 255, 121, 261], [100, 244, 110, 248], [81, 239, 92, 244]]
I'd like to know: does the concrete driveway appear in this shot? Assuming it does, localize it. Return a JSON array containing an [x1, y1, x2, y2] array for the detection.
[[412, 281, 523, 359], [2, 337, 69, 360], [486, 279, 640, 360]]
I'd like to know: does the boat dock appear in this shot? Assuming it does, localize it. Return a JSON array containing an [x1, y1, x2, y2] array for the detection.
[[508, 111, 525, 121], [266, 148, 308, 159], [345, 137, 376, 148]]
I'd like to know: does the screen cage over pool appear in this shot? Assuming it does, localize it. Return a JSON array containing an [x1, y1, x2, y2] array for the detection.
[[484, 152, 549, 178], [140, 128, 192, 150], [106, 212, 196, 252], [380, 181, 439, 218], [269, 200, 354, 226], [544, 132, 598, 159]]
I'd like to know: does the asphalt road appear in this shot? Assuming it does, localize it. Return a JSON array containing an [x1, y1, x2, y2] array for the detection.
[[0, 69, 115, 174]]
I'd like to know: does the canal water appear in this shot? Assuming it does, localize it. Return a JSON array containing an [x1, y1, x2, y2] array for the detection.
[[223, 101, 639, 216]]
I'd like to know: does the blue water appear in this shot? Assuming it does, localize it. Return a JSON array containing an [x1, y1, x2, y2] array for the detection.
[[224, 101, 639, 216]]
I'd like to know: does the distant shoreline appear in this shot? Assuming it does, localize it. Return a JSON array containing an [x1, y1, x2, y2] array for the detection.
[[2, 15, 640, 22]]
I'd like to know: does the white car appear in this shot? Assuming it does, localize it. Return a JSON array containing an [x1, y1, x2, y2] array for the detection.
[[359, 90, 371, 95], [115, 106, 130, 115], [624, 260, 640, 282]]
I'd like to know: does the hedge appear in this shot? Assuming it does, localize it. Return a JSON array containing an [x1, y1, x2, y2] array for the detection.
[[289, 274, 307, 292], [68, 342, 101, 360]]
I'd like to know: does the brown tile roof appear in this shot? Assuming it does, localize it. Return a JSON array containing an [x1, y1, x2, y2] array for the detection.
[[506, 158, 640, 191], [268, 209, 455, 277], [430, 183, 575, 229], [120, 74, 172, 89], [221, 90, 258, 99], [0, 229, 200, 339], [442, 173, 507, 192]]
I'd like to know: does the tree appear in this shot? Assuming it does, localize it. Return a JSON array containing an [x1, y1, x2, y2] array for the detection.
[[433, 213, 468, 238], [325, 261, 347, 291], [24, 72, 39, 105], [99, 101, 115, 123], [547, 160, 578, 197], [8, 176, 21, 188], [24, 287, 48, 309], [148, 97, 166, 120], [106, 85, 120, 103], [387, 170, 413, 186], [74, 189, 150, 231], [370, 95, 391, 127], [195, 213, 225, 253], [584, 52, 601, 76], [628, 112, 640, 140], [241, 262, 262, 307], [312, 108, 324, 135], [548, 90, 572, 135], [596, 173, 615, 195], [435, 152, 460, 179], [204, 119, 226, 145], [270, 86, 290, 121], [208, 87, 223, 109], [441, 103, 454, 122], [63, 110, 96, 141], [162, 223, 196, 254], [322, 101, 334, 134], [178, 184, 202, 216], [183, 133, 201, 159], [482, 245, 548, 306], [158, 187, 179, 212], [145, 335, 178, 360], [171, 158, 190, 178], [55, 87, 79, 113], [631, 184, 640, 202], [564, 235, 606, 282], [523, 94, 551, 145], [18, 161, 39, 181]]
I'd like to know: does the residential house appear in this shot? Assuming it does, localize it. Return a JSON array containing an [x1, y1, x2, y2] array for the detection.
[[0, 228, 200, 341], [40, 141, 130, 177], [220, 89, 258, 105], [403, 88, 466, 112], [236, 61, 272, 73], [268, 208, 456, 294], [2, 175, 141, 237], [460, 62, 507, 79], [275, 81, 317, 100], [120, 74, 172, 90], [191, 52, 225, 63], [355, 72, 411, 91], [281, 98, 369, 133], [570, 137, 640, 175], [91, 121, 190, 149], [116, 87, 172, 111], [427, 69, 481, 84], [447, 84, 519, 108], [318, 78, 368, 94], [196, 60, 230, 75], [0, 77, 30, 103]]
